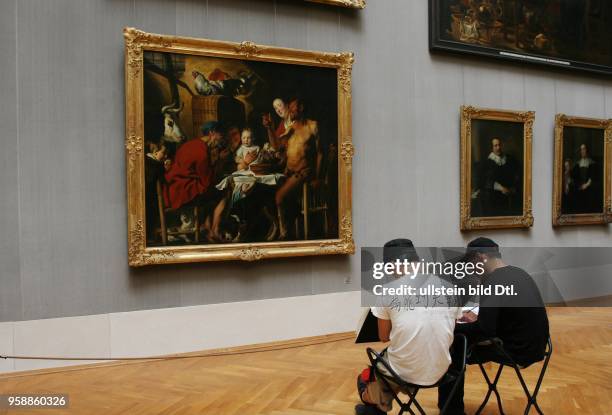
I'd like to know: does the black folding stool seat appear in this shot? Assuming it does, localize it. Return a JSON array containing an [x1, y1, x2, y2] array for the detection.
[[474, 336, 552, 415], [366, 333, 467, 415]]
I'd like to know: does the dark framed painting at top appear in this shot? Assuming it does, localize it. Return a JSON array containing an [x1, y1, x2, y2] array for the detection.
[[429, 0, 612, 75], [306, 0, 365, 8], [460, 106, 534, 231], [124, 28, 355, 266], [552, 115, 612, 227]]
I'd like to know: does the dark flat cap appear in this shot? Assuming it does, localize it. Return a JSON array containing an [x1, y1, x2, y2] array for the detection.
[[383, 238, 419, 263], [466, 237, 500, 255]]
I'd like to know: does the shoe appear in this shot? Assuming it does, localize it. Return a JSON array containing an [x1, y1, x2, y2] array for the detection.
[[356, 374, 367, 403], [354, 403, 386, 415], [439, 409, 465, 415]]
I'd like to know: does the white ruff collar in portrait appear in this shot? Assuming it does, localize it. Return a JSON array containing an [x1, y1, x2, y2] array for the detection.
[[488, 152, 507, 166]]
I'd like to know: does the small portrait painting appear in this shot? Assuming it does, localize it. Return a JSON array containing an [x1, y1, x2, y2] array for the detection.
[[460, 106, 534, 230], [553, 115, 611, 226]]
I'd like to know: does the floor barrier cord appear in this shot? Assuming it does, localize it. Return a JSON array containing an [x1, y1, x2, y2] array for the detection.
[[0, 333, 354, 362]]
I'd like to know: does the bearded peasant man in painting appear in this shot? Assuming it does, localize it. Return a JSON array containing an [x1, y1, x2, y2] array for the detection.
[[142, 51, 339, 247]]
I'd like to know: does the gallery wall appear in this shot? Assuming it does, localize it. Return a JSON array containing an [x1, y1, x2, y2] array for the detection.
[[1, 0, 611, 324]]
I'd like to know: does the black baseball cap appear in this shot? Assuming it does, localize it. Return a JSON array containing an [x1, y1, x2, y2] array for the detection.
[[466, 237, 500, 256], [383, 239, 420, 263]]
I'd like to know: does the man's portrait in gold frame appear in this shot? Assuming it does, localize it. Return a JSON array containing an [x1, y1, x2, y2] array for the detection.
[[124, 28, 354, 266], [552, 114, 612, 226], [460, 106, 534, 231]]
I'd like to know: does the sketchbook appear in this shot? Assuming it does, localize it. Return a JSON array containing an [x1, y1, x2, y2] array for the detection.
[[355, 308, 379, 343]]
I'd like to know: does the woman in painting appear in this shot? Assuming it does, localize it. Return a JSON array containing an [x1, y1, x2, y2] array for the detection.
[[262, 98, 293, 154], [572, 143, 601, 214]]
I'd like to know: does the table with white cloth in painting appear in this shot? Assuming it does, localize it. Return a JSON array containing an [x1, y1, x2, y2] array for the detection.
[[216, 170, 284, 207]]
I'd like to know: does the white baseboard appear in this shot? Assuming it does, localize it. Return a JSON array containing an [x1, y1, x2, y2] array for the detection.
[[1, 291, 362, 374]]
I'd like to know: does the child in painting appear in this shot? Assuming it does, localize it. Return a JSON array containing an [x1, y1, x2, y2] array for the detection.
[[235, 128, 260, 171], [562, 158, 575, 213], [563, 159, 573, 196]]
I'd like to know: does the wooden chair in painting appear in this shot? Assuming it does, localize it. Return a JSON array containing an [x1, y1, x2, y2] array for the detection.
[[297, 181, 329, 240], [156, 180, 201, 245]]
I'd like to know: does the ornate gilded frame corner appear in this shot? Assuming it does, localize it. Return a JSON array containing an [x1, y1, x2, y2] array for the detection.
[[123, 28, 354, 266], [306, 0, 366, 9], [552, 114, 612, 227], [460, 105, 535, 231]]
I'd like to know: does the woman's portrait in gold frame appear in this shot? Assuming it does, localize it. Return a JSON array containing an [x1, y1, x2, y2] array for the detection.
[[552, 114, 611, 226]]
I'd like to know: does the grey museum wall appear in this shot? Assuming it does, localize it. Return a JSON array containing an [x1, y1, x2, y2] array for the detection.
[[0, 0, 610, 323]]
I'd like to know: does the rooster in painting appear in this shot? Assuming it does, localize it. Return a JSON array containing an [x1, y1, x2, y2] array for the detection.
[[192, 69, 256, 97], [192, 70, 223, 96]]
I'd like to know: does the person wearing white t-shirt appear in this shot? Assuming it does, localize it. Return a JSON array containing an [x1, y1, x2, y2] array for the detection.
[[356, 239, 462, 415]]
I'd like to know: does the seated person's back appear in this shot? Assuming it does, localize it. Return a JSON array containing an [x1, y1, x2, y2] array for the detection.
[[372, 303, 461, 385], [439, 238, 550, 415], [356, 239, 462, 415], [462, 264, 549, 365]]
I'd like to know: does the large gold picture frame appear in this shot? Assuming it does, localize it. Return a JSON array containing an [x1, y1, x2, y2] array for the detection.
[[307, 0, 366, 8], [124, 28, 354, 266], [552, 114, 612, 226], [460, 106, 534, 231]]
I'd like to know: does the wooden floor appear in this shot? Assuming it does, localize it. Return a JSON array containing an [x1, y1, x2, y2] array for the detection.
[[1, 308, 611, 414]]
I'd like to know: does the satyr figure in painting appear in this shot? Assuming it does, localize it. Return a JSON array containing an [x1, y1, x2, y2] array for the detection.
[[481, 137, 521, 217], [273, 98, 323, 240]]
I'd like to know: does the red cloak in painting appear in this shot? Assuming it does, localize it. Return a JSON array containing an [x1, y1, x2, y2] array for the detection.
[[275, 123, 286, 138], [164, 139, 213, 210]]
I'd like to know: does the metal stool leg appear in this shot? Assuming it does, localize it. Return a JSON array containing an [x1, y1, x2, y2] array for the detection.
[[524, 352, 551, 415], [512, 363, 546, 415], [475, 363, 505, 415], [401, 388, 419, 415], [378, 373, 417, 415], [410, 393, 426, 415]]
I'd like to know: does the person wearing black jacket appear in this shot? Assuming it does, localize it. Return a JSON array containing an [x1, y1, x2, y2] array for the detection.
[[438, 238, 550, 415]]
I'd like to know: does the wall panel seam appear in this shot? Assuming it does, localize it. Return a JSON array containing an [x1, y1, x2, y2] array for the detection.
[[15, 0, 24, 323]]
